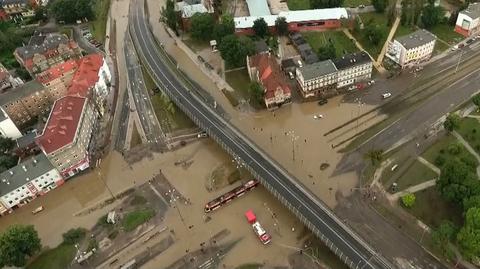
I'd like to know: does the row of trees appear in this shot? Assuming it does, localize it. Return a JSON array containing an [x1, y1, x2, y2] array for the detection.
[[0, 225, 41, 267], [401, 0, 446, 29]]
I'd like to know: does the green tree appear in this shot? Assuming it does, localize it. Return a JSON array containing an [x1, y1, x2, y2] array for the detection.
[[311, 0, 344, 8], [421, 4, 445, 29], [372, 0, 388, 12], [218, 35, 255, 68], [443, 114, 460, 132], [364, 24, 384, 45], [0, 225, 41, 267], [0, 137, 14, 153], [317, 42, 336, 61], [15, 68, 31, 81], [33, 6, 48, 22], [0, 155, 18, 173], [249, 82, 265, 107], [190, 13, 214, 41], [162, 0, 178, 32], [432, 221, 457, 259], [401, 193, 416, 207], [213, 15, 234, 42], [62, 228, 86, 245], [457, 207, 480, 260], [275, 16, 288, 36], [472, 93, 480, 108], [49, 0, 94, 24], [464, 195, 480, 210], [252, 18, 268, 38], [437, 158, 478, 204], [364, 149, 384, 167]]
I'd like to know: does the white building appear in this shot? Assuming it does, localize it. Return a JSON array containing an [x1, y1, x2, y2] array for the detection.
[[0, 107, 22, 139], [296, 60, 337, 98], [0, 153, 63, 215], [386, 29, 436, 68], [68, 54, 111, 116], [333, 52, 372, 88], [455, 3, 480, 37]]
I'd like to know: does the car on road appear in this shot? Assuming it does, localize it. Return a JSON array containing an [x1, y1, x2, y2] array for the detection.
[[467, 39, 475, 44], [313, 114, 324, 119], [32, 206, 44, 214], [288, 71, 294, 79], [367, 80, 375, 86], [318, 98, 328, 105], [197, 132, 208, 138], [381, 92, 392, 99], [347, 85, 357, 91]]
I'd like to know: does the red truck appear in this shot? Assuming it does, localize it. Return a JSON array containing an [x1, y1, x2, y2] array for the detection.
[[245, 210, 271, 245]]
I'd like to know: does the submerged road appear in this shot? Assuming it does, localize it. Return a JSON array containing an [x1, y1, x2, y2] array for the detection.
[[128, 0, 393, 268]]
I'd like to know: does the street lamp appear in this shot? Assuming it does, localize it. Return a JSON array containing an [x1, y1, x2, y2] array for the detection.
[[168, 189, 186, 227], [287, 131, 299, 162]]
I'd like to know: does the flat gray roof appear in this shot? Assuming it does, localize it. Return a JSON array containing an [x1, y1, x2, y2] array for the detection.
[[396, 29, 436, 50], [0, 153, 54, 197], [299, 60, 337, 81], [461, 2, 480, 20], [0, 80, 44, 106]]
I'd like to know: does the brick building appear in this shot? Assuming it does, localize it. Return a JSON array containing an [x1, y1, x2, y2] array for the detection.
[[14, 33, 82, 75], [36, 59, 78, 100], [36, 96, 97, 178], [0, 81, 51, 128], [247, 53, 291, 109]]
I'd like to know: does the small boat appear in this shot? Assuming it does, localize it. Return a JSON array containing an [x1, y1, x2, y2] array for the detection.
[[32, 206, 44, 214]]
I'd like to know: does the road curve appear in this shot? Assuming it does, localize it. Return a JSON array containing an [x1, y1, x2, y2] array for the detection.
[[128, 1, 393, 268]]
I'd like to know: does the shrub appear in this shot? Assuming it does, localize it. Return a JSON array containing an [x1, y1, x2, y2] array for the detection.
[[62, 228, 86, 245], [447, 143, 461, 155], [401, 193, 416, 208], [435, 155, 446, 166]]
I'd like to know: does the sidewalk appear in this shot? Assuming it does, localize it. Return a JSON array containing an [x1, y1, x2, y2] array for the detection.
[[417, 156, 441, 175], [343, 29, 387, 74], [452, 130, 480, 178], [376, 16, 400, 64], [390, 179, 437, 200]]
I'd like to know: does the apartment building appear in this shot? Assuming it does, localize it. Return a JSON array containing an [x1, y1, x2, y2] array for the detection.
[[36, 96, 96, 178], [37, 59, 78, 100], [0, 0, 37, 19], [333, 52, 372, 88], [296, 60, 337, 98], [247, 53, 291, 109], [14, 33, 82, 75], [0, 153, 63, 215], [0, 81, 51, 127], [455, 2, 480, 37], [386, 29, 436, 68], [67, 54, 111, 116]]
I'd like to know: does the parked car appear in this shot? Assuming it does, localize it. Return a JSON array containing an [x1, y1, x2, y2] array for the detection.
[[313, 114, 324, 119], [318, 98, 328, 105], [381, 92, 392, 99], [367, 80, 375, 86], [288, 72, 294, 79], [197, 132, 208, 138], [32, 206, 44, 214], [358, 4, 365, 8], [467, 39, 474, 44], [347, 85, 357, 91]]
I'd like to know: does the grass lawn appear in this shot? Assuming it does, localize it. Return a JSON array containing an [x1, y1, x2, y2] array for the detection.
[[90, 0, 111, 42], [130, 124, 142, 148], [343, 0, 371, 7], [141, 66, 157, 92], [225, 69, 250, 100], [430, 24, 463, 45], [302, 31, 359, 57], [122, 208, 155, 232], [395, 160, 438, 191], [353, 12, 390, 58], [151, 94, 195, 131], [405, 187, 463, 227], [183, 37, 210, 53], [421, 134, 478, 168], [457, 117, 480, 155], [27, 244, 76, 269], [394, 25, 417, 38], [287, 0, 311, 10]]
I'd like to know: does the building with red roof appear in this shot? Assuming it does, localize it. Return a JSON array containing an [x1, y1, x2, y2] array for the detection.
[[247, 53, 291, 109], [36, 95, 97, 178], [67, 54, 111, 115], [36, 59, 78, 100], [14, 33, 82, 75]]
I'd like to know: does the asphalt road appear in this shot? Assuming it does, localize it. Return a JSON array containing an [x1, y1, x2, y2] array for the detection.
[[129, 0, 393, 268], [124, 34, 165, 145], [336, 41, 480, 173]]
